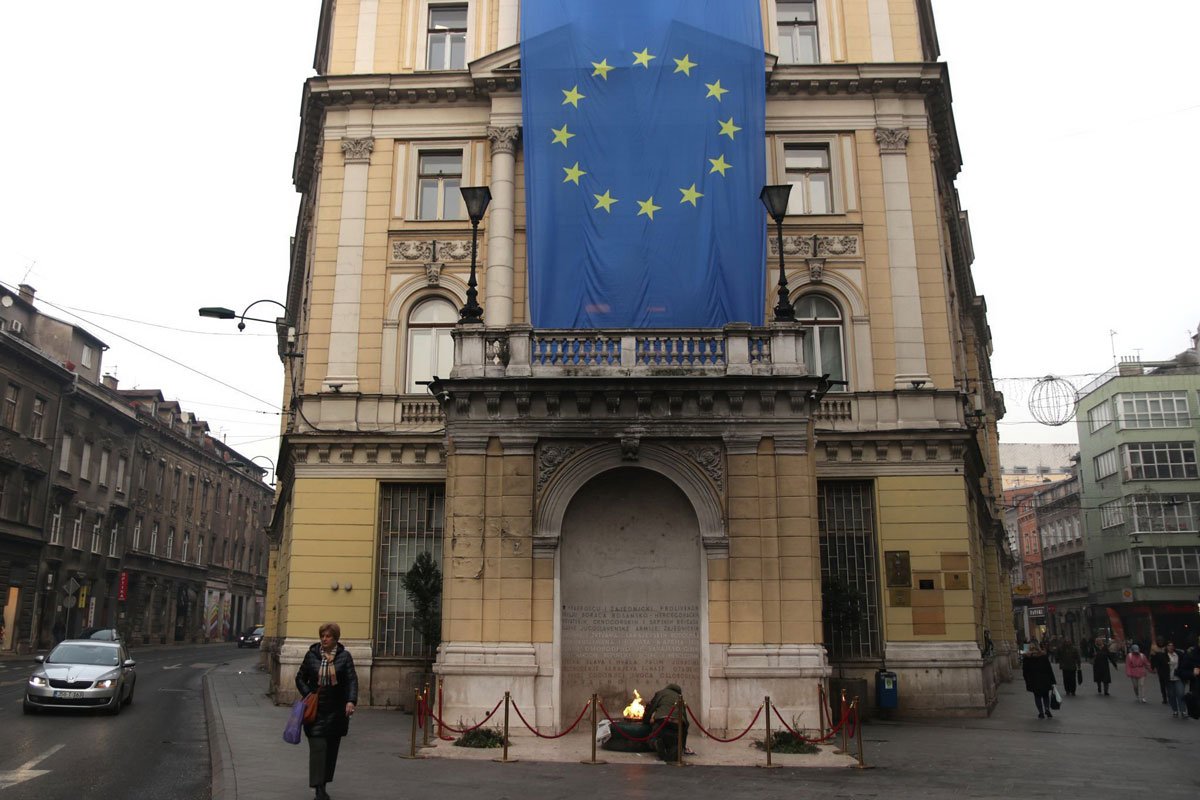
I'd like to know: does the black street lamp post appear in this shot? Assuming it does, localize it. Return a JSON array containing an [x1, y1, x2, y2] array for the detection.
[[759, 184, 795, 322], [458, 186, 492, 324], [199, 299, 290, 332]]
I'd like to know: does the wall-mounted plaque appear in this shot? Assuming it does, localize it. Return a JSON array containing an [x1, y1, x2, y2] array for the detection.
[[885, 550, 911, 587]]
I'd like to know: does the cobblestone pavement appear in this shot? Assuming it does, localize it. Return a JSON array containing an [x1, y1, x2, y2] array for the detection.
[[206, 656, 1200, 800]]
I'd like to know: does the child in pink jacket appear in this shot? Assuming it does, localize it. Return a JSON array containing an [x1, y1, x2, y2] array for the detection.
[[1125, 644, 1151, 703]]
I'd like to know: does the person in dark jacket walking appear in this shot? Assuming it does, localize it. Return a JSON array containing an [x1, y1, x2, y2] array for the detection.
[[1022, 644, 1057, 718], [1092, 638, 1113, 695], [1150, 637, 1171, 704], [295, 622, 358, 800], [1058, 640, 1082, 696]]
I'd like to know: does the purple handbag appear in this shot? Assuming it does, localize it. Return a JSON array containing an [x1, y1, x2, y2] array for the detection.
[[283, 698, 304, 744]]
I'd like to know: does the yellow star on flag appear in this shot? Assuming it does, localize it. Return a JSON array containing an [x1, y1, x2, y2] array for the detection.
[[708, 154, 732, 176], [718, 117, 741, 140], [705, 79, 728, 101], [591, 59, 614, 80], [679, 184, 704, 206], [551, 124, 575, 147], [632, 48, 656, 68], [673, 54, 697, 75], [561, 85, 586, 107], [593, 190, 618, 212], [637, 196, 662, 220], [562, 162, 586, 185]]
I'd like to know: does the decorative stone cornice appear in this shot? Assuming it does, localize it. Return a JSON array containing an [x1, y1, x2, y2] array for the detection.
[[487, 125, 521, 156], [390, 239, 474, 265], [340, 137, 374, 163], [768, 235, 858, 258], [874, 127, 910, 154]]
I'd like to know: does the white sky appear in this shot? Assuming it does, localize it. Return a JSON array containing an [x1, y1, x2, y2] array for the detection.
[[1, 2, 1197, 468]]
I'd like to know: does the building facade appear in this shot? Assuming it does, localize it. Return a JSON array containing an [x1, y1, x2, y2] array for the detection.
[[0, 283, 272, 652], [268, 0, 1012, 722], [1035, 475, 1087, 645], [1076, 333, 1200, 648]]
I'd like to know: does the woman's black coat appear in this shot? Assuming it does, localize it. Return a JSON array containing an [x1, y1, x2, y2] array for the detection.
[[295, 642, 359, 738], [1092, 650, 1112, 683], [1022, 653, 1056, 694]]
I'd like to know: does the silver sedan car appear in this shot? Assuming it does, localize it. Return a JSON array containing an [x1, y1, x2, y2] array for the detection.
[[24, 640, 137, 715]]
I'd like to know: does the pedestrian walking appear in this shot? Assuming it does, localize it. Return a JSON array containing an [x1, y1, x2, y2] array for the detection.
[[1163, 642, 1186, 718], [295, 622, 359, 800], [1093, 638, 1112, 695], [1150, 637, 1171, 705], [1058, 639, 1082, 696], [1125, 644, 1150, 703], [1023, 643, 1057, 719], [1179, 642, 1200, 719]]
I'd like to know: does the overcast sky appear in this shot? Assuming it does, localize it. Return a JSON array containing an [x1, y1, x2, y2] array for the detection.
[[1, 2, 1196, 470]]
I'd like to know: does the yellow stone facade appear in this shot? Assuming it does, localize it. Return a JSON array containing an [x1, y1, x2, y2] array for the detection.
[[266, 0, 1013, 721]]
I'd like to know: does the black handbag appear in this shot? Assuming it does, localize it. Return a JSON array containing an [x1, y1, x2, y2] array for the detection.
[[1049, 688, 1062, 710]]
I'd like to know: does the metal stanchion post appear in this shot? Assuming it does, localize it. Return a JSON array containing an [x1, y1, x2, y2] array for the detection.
[[853, 699, 872, 769], [581, 693, 607, 765], [834, 689, 848, 755], [672, 697, 685, 767], [757, 695, 780, 769], [421, 681, 432, 747], [400, 688, 424, 759], [818, 684, 827, 737], [493, 691, 518, 763], [436, 676, 445, 740]]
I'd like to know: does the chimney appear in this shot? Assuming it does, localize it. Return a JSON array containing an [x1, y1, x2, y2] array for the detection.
[[17, 284, 35, 303], [102, 375, 119, 390]]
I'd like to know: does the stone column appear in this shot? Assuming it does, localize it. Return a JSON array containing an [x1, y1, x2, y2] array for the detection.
[[497, 0, 520, 50], [353, 0, 379, 72], [875, 127, 932, 389], [485, 126, 520, 326], [324, 137, 373, 392]]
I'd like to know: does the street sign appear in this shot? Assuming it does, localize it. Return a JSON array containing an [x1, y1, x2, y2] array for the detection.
[[1014, 583, 1032, 596], [118, 571, 129, 602], [64, 577, 80, 595]]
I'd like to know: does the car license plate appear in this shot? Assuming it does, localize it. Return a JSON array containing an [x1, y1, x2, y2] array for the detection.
[[53, 691, 84, 699]]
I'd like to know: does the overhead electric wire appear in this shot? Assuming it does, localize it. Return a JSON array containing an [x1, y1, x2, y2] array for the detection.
[[56, 303, 273, 337]]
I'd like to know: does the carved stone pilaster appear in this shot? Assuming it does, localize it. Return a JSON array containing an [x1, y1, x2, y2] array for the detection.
[[340, 137, 375, 163], [874, 127, 909, 154], [487, 126, 521, 156]]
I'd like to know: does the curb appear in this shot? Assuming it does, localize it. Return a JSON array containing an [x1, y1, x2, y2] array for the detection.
[[204, 671, 238, 800]]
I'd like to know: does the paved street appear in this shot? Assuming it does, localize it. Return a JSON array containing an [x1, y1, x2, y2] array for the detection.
[[209, 656, 1200, 800]]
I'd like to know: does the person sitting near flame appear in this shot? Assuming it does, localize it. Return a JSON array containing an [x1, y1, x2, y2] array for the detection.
[[643, 683, 695, 758]]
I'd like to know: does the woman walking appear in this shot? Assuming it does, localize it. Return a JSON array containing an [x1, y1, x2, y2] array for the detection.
[[296, 622, 359, 800], [1092, 638, 1112, 695], [1058, 639, 1081, 696], [1124, 644, 1150, 703], [1163, 642, 1186, 717], [1022, 643, 1057, 719]]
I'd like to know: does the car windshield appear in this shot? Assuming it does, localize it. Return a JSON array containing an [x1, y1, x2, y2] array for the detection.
[[253, 627, 264, 636], [47, 644, 120, 666]]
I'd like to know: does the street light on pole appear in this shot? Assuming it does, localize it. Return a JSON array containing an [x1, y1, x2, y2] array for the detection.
[[458, 186, 492, 324], [759, 185, 796, 323]]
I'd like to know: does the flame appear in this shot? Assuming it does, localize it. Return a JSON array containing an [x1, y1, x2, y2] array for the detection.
[[622, 689, 644, 720]]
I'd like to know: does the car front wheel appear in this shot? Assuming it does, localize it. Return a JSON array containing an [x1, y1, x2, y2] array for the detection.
[[107, 690, 123, 716]]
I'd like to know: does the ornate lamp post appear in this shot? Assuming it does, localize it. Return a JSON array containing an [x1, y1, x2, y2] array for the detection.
[[199, 299, 290, 332], [458, 186, 492, 323], [759, 185, 795, 322]]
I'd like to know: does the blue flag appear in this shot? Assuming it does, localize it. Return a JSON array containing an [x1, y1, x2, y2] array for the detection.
[[520, 0, 766, 328]]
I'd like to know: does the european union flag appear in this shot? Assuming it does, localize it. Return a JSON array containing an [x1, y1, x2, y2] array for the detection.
[[521, 0, 766, 329]]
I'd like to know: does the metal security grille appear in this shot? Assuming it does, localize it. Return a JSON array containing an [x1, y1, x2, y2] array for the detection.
[[376, 484, 445, 657], [818, 480, 882, 660]]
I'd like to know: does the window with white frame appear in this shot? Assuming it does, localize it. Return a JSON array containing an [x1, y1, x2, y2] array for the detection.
[[1131, 494, 1200, 533], [776, 1, 819, 64], [90, 516, 103, 553], [81, 344, 95, 368], [1100, 499, 1124, 529], [132, 518, 142, 550], [1116, 391, 1189, 429], [426, 5, 467, 70], [59, 434, 72, 472], [182, 531, 191, 563], [1137, 546, 1200, 587], [784, 145, 832, 214], [166, 527, 175, 558], [1094, 448, 1118, 480], [149, 523, 158, 555], [80, 441, 92, 481], [2, 383, 18, 429], [98, 449, 110, 487], [1121, 442, 1198, 480], [1087, 400, 1113, 433], [50, 504, 63, 545], [116, 456, 127, 493], [196, 536, 204, 565], [108, 520, 119, 557], [406, 298, 458, 393], [416, 151, 464, 220], [31, 396, 46, 440], [70, 513, 83, 549], [794, 294, 846, 389], [1105, 549, 1130, 577]]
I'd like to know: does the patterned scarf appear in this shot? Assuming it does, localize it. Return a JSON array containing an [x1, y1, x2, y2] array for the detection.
[[319, 648, 338, 687]]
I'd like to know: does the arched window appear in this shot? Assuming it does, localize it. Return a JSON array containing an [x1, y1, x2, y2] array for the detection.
[[406, 298, 458, 393], [794, 294, 845, 390]]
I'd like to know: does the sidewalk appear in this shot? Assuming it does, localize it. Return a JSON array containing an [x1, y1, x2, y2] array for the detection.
[[205, 657, 1200, 800]]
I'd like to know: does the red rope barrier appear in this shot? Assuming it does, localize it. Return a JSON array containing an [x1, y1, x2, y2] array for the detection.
[[596, 703, 677, 743], [771, 703, 843, 744], [509, 698, 591, 739], [415, 689, 427, 729], [425, 696, 505, 735], [685, 703, 763, 743]]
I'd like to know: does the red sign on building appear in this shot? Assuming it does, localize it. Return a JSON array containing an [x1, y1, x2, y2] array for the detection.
[[117, 571, 129, 601]]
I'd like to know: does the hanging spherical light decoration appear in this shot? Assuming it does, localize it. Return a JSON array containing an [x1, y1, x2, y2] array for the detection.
[[1028, 375, 1078, 426]]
